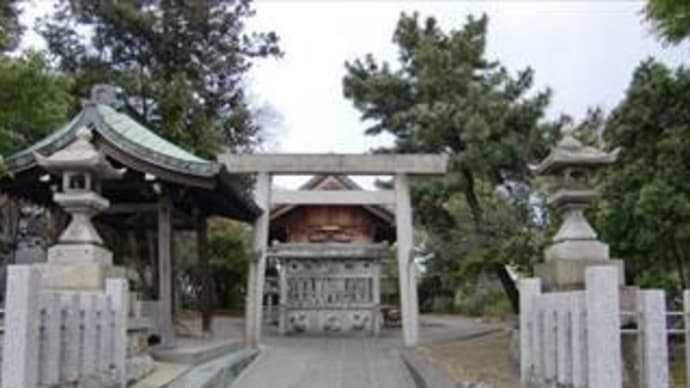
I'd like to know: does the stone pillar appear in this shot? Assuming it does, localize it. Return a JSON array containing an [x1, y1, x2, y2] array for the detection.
[[395, 173, 418, 346], [519, 277, 541, 385], [408, 253, 419, 341], [278, 258, 287, 335], [585, 266, 622, 388], [372, 257, 382, 336], [157, 192, 175, 348], [245, 172, 271, 347], [638, 290, 669, 387], [1, 266, 40, 388]]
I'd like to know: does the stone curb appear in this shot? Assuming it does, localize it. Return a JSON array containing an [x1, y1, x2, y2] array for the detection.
[[227, 346, 266, 387]]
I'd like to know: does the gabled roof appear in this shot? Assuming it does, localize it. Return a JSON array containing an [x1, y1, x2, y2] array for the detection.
[[270, 175, 394, 225], [2, 100, 260, 222], [6, 103, 220, 177]]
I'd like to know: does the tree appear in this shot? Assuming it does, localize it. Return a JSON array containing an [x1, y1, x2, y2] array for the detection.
[[176, 219, 250, 311], [645, 0, 690, 45], [0, 53, 74, 156], [40, 0, 281, 157], [343, 13, 555, 311], [594, 59, 690, 296]]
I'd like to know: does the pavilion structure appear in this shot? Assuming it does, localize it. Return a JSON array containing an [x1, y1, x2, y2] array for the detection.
[[0, 85, 261, 349], [219, 153, 448, 347]]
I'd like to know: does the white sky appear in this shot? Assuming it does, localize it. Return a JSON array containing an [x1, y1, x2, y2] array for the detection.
[[18, 0, 689, 187], [247, 0, 687, 154]]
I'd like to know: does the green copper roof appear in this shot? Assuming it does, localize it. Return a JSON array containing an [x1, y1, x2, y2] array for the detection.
[[6, 103, 220, 177], [96, 104, 206, 164]]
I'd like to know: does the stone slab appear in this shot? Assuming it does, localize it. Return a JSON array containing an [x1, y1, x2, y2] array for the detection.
[[131, 362, 190, 388], [39, 262, 125, 290], [47, 243, 113, 265], [534, 258, 624, 291], [544, 239, 609, 261], [232, 336, 416, 388], [152, 340, 241, 366], [218, 153, 448, 175]]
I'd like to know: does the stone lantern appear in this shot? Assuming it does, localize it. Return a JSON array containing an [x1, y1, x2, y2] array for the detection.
[[531, 128, 623, 290], [34, 126, 125, 289]]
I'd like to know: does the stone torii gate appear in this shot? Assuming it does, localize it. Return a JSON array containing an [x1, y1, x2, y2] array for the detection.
[[219, 154, 448, 347]]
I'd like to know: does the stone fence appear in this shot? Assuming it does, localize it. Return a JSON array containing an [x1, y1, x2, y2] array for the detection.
[[520, 266, 688, 388], [1, 265, 128, 388]]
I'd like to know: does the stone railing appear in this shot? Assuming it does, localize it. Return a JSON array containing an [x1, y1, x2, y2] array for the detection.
[[1, 265, 128, 388], [520, 266, 690, 388]]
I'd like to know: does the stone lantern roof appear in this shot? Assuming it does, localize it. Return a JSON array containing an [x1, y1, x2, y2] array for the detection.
[[33, 127, 124, 180], [530, 132, 619, 176]]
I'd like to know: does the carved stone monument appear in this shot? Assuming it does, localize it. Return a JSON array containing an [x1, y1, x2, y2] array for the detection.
[[34, 126, 126, 289], [532, 128, 623, 290]]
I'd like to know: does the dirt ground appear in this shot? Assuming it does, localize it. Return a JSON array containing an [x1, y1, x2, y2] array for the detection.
[[416, 327, 520, 388]]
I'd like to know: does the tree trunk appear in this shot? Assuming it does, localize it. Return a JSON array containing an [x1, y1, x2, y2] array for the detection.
[[197, 216, 213, 335], [493, 263, 520, 314]]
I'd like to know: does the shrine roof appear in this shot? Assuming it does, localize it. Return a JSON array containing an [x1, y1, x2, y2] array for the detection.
[[5, 103, 218, 176], [270, 175, 395, 224], [1, 98, 261, 223]]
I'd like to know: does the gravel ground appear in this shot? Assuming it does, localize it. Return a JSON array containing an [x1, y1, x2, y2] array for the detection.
[[416, 326, 520, 388]]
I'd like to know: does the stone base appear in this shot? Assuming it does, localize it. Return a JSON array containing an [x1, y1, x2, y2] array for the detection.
[[544, 239, 609, 261], [282, 308, 381, 335], [535, 258, 625, 291], [39, 262, 126, 290], [47, 243, 113, 265]]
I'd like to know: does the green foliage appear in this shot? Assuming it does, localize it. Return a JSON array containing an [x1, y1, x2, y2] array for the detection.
[[343, 13, 554, 309], [208, 219, 250, 310], [0, 53, 74, 156], [645, 0, 690, 45], [594, 59, 690, 294], [39, 0, 281, 157], [177, 219, 250, 311]]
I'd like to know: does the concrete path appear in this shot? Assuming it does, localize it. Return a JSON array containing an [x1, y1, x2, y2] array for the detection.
[[174, 314, 500, 388], [232, 336, 416, 388]]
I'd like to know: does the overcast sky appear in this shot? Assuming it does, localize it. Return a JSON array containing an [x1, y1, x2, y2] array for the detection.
[[18, 1, 690, 186], [246, 1, 687, 153]]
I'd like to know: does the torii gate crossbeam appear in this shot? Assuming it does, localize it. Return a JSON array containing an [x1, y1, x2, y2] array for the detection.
[[218, 153, 448, 348]]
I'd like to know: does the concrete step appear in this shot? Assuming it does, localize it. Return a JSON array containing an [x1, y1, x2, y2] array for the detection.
[[131, 362, 191, 388], [152, 339, 242, 366], [167, 348, 259, 388]]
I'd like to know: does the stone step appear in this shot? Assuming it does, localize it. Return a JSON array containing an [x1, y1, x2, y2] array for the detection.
[[151, 339, 242, 366], [167, 348, 259, 388]]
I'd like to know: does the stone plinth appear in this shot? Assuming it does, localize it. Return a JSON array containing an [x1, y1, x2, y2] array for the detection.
[[47, 243, 113, 265], [40, 262, 125, 290], [544, 239, 609, 261], [534, 258, 624, 291], [43, 242, 121, 290]]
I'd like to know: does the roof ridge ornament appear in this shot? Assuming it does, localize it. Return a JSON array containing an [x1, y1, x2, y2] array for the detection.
[[90, 83, 125, 110]]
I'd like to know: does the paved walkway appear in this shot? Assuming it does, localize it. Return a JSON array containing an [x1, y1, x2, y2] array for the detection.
[[175, 314, 501, 388], [232, 336, 416, 388]]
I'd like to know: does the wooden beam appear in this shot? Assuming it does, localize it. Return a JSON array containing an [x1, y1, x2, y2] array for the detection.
[[270, 190, 395, 205], [197, 215, 213, 335], [218, 153, 448, 175]]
